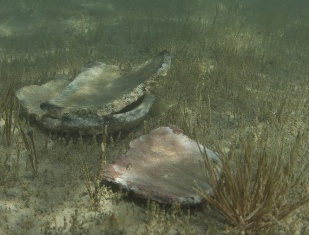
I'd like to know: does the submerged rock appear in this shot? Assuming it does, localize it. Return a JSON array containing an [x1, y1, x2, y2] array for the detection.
[[103, 127, 221, 205], [16, 51, 171, 134]]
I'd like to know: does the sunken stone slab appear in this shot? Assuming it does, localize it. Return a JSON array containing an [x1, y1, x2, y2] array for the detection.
[[103, 127, 221, 205], [16, 51, 171, 134]]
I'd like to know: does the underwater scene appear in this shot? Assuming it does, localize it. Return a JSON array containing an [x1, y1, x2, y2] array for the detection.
[[0, 0, 309, 234]]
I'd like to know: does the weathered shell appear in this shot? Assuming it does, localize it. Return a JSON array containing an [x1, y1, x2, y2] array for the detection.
[[103, 127, 221, 205], [16, 51, 171, 133]]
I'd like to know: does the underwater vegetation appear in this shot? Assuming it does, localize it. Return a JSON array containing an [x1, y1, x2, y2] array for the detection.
[[0, 0, 309, 234], [196, 129, 309, 234]]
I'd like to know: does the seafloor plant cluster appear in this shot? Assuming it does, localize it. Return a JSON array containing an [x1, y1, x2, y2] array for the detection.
[[0, 0, 309, 234]]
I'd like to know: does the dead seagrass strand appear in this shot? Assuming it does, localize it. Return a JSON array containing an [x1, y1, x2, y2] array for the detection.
[[103, 126, 221, 205], [16, 51, 171, 134]]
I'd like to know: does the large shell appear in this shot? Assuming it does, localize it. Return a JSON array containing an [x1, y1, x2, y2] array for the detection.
[[16, 51, 171, 133], [103, 127, 221, 205]]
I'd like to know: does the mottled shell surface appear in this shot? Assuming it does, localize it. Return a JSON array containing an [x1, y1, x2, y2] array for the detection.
[[103, 127, 221, 205], [16, 51, 171, 133]]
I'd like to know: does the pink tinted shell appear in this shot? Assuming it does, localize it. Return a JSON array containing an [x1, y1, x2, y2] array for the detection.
[[103, 126, 220, 205]]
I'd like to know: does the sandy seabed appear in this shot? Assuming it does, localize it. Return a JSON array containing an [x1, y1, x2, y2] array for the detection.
[[1, 0, 309, 234]]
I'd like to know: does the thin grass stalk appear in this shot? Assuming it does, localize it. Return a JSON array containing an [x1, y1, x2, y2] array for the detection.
[[1, 83, 17, 147], [18, 120, 38, 177], [28, 130, 38, 176], [4, 99, 14, 146], [81, 130, 107, 210]]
